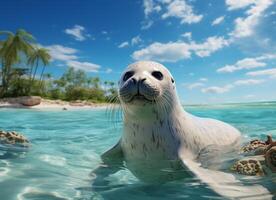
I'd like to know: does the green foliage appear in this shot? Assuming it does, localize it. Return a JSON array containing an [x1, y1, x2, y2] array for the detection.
[[51, 67, 112, 102], [0, 29, 116, 103]]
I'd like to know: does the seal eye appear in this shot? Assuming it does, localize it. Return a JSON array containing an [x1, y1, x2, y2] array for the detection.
[[171, 78, 175, 83], [152, 71, 163, 80], [123, 71, 134, 81]]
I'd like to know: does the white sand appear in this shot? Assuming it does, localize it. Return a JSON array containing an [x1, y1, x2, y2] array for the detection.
[[0, 98, 112, 110]]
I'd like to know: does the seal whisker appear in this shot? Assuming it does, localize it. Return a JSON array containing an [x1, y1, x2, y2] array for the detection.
[[105, 92, 123, 128]]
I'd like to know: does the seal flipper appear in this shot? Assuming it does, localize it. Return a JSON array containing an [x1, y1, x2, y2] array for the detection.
[[179, 152, 272, 199], [196, 143, 240, 170], [92, 141, 124, 189], [101, 140, 124, 166]]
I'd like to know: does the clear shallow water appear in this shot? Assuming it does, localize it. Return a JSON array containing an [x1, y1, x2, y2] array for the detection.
[[0, 102, 275, 200]]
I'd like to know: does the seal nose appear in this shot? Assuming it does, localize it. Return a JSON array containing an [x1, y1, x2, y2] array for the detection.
[[131, 77, 146, 95], [137, 78, 146, 95], [131, 77, 146, 85]]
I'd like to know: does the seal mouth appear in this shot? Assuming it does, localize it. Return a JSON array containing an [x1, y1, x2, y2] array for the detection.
[[129, 94, 154, 103]]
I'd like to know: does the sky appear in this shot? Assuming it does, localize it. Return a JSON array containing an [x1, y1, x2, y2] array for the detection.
[[1, 0, 276, 104]]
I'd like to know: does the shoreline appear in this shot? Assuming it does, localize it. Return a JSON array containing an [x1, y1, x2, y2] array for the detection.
[[0, 97, 113, 110]]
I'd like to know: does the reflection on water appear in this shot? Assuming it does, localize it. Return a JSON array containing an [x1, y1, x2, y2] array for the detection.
[[0, 103, 275, 199]]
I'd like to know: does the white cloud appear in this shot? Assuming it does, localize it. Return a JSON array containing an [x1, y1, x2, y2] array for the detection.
[[257, 54, 276, 60], [67, 60, 100, 72], [217, 54, 276, 73], [118, 36, 142, 48], [201, 84, 233, 94], [141, 0, 203, 29], [162, 0, 203, 24], [183, 78, 208, 90], [141, 20, 154, 30], [105, 68, 113, 73], [143, 0, 161, 17], [42, 44, 101, 72], [191, 36, 229, 57], [44, 45, 78, 61], [225, 0, 255, 10], [65, 25, 88, 41], [246, 68, 276, 78], [141, 0, 160, 30], [186, 82, 205, 90], [217, 57, 266, 73], [131, 36, 142, 45], [132, 36, 228, 62], [181, 32, 192, 40], [234, 79, 265, 85], [201, 78, 265, 94], [229, 0, 273, 39], [244, 94, 256, 99], [212, 16, 225, 26], [199, 78, 208, 82], [118, 41, 129, 48], [132, 42, 191, 62]]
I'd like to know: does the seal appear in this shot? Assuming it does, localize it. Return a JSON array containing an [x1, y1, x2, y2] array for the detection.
[[93, 61, 272, 199]]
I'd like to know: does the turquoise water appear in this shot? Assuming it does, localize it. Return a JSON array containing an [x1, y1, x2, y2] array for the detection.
[[0, 102, 275, 200]]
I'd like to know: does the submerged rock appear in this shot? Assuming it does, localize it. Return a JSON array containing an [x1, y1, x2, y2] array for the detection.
[[265, 146, 276, 172], [0, 130, 30, 151], [231, 135, 276, 176], [231, 156, 265, 176]]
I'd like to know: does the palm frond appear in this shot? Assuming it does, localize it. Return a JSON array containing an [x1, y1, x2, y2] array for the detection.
[[16, 29, 36, 42], [0, 31, 14, 37]]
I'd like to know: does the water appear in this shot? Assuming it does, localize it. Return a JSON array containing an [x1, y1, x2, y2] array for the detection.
[[0, 102, 275, 200]]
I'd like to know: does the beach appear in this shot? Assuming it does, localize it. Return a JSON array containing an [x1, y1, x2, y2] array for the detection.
[[0, 97, 112, 109]]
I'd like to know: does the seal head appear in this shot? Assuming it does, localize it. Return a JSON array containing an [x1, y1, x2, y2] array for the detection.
[[118, 61, 179, 118]]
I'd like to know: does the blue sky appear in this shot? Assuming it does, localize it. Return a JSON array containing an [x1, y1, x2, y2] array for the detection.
[[1, 0, 276, 104]]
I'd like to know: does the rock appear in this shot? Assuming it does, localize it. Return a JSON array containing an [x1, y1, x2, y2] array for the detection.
[[265, 146, 276, 172], [69, 101, 85, 106], [240, 139, 267, 154], [0, 130, 30, 147], [19, 96, 41, 106], [231, 156, 265, 176], [232, 135, 276, 176]]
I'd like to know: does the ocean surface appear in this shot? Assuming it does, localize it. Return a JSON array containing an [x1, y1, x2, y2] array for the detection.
[[0, 102, 275, 200]]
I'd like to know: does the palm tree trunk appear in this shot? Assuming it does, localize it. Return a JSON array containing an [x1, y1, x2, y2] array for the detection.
[[1, 62, 12, 97], [0, 61, 6, 97], [39, 65, 46, 88], [28, 59, 39, 95], [32, 59, 39, 82], [29, 65, 34, 80], [27, 65, 34, 94]]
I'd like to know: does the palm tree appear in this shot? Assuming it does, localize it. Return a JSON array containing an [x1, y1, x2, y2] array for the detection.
[[27, 47, 51, 90], [0, 29, 35, 96], [43, 73, 52, 81], [91, 77, 100, 89], [103, 80, 108, 91]]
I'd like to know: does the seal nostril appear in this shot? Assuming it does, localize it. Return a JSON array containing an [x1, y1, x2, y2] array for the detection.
[[131, 78, 137, 84], [137, 78, 146, 86], [141, 78, 146, 83]]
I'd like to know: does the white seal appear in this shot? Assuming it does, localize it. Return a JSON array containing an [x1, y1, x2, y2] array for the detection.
[[94, 61, 272, 199]]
